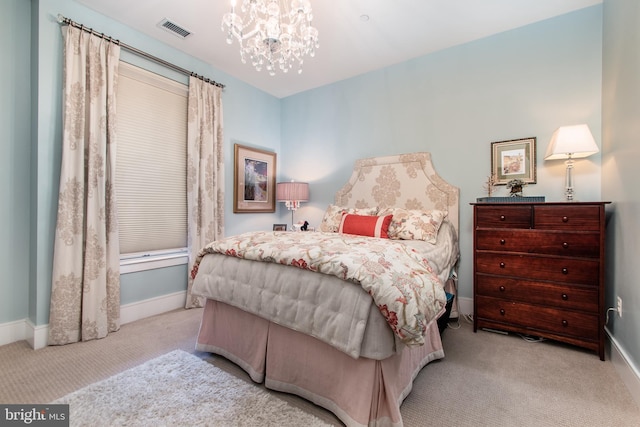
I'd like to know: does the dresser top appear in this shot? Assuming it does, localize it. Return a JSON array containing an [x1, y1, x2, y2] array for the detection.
[[470, 201, 611, 206]]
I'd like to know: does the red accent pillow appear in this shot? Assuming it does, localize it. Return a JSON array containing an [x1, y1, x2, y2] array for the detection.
[[338, 214, 393, 238]]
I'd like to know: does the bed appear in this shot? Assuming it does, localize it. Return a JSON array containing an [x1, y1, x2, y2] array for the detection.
[[191, 152, 460, 427]]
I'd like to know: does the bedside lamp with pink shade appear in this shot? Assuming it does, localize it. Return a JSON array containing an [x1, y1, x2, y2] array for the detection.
[[276, 181, 309, 229]]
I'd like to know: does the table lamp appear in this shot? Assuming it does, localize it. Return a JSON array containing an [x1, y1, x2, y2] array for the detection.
[[544, 124, 599, 202], [276, 181, 309, 228]]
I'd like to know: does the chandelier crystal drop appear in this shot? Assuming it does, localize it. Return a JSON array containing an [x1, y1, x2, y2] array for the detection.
[[222, 0, 319, 76]]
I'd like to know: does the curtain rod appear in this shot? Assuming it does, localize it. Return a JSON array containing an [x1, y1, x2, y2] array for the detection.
[[57, 14, 225, 89]]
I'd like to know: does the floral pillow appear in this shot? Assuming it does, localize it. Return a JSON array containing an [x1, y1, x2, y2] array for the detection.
[[320, 205, 379, 232], [378, 208, 447, 243]]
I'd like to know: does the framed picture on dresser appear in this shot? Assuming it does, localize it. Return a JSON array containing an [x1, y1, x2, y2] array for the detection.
[[491, 137, 537, 185]]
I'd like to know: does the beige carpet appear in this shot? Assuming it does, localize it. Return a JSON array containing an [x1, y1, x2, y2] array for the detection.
[[1, 308, 639, 426], [411, 320, 640, 426], [53, 349, 330, 426]]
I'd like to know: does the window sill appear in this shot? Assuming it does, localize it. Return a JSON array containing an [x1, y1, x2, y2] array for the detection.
[[120, 251, 188, 274]]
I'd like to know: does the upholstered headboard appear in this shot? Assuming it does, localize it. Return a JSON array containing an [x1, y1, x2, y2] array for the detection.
[[334, 153, 460, 236]]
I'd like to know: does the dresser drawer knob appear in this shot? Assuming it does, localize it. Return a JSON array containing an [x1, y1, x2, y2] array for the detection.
[[500, 215, 506, 221], [499, 286, 506, 292], [562, 216, 569, 223], [562, 242, 569, 249], [500, 239, 506, 245], [500, 262, 505, 269], [562, 267, 569, 275], [562, 320, 569, 327], [500, 309, 505, 316], [562, 294, 569, 301]]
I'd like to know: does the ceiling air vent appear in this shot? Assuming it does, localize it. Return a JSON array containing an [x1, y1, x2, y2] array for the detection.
[[158, 18, 192, 39]]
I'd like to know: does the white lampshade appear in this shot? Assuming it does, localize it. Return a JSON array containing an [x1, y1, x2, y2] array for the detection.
[[276, 181, 309, 203], [544, 124, 599, 160]]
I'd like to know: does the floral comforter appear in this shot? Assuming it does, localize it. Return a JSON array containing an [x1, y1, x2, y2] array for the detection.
[[191, 231, 447, 347]]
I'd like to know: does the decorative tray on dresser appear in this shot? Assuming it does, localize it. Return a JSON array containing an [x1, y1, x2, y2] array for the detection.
[[471, 202, 610, 360]]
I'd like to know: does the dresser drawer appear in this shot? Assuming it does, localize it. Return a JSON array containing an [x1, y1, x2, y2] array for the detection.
[[476, 295, 598, 340], [475, 205, 531, 228], [475, 274, 598, 312], [475, 229, 600, 257], [534, 205, 601, 231], [475, 252, 599, 285]]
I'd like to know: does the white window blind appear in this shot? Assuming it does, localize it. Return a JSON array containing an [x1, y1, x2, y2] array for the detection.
[[116, 62, 188, 255]]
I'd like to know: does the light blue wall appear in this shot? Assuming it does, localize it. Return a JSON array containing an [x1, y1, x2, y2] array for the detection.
[[281, 6, 603, 303], [0, 0, 31, 323], [120, 266, 188, 304], [602, 0, 640, 377], [2, 2, 615, 340], [12, 0, 282, 324]]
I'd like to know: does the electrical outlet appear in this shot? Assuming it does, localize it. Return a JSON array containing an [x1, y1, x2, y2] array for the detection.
[[616, 296, 623, 317]]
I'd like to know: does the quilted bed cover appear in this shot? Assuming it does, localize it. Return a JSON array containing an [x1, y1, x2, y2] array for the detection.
[[191, 222, 458, 359]]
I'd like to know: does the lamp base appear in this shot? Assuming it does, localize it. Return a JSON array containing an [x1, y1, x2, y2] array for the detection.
[[564, 187, 576, 202], [564, 158, 576, 202]]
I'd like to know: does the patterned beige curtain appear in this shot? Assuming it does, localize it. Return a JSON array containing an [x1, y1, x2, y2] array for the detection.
[[185, 77, 224, 308], [49, 26, 121, 345]]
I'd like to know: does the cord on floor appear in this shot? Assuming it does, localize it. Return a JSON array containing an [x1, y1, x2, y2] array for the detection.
[[446, 313, 473, 330], [518, 334, 545, 343]]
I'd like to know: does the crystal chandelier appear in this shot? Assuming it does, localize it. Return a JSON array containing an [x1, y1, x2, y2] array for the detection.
[[222, 0, 319, 76]]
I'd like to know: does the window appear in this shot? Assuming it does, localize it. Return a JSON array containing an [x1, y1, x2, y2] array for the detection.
[[115, 62, 188, 271]]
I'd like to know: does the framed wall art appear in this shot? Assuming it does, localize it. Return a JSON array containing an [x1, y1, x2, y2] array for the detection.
[[490, 137, 537, 185], [233, 143, 277, 213]]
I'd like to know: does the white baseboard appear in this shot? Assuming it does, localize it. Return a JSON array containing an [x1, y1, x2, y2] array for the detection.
[[26, 320, 49, 350], [0, 319, 27, 347], [119, 291, 186, 325], [606, 327, 640, 409], [0, 291, 187, 350], [457, 296, 473, 317]]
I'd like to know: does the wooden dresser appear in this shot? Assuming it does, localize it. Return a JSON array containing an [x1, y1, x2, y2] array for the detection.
[[471, 202, 609, 360]]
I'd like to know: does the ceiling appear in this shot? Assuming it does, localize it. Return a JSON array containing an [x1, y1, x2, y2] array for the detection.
[[75, 0, 602, 98]]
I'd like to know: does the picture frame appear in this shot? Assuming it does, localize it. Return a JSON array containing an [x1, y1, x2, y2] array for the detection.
[[272, 224, 287, 231], [491, 137, 537, 185], [233, 143, 277, 213]]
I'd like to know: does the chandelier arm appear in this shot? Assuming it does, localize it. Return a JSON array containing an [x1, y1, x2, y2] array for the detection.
[[222, 0, 318, 75], [228, 27, 243, 40], [238, 27, 260, 40]]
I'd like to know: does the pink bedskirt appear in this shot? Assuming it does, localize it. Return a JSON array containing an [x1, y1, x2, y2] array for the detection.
[[196, 299, 445, 427]]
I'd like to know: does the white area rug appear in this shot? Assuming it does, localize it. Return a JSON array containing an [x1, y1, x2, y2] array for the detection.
[[54, 350, 331, 426]]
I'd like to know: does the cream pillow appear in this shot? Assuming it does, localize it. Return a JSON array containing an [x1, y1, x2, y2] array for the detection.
[[320, 205, 379, 232], [379, 208, 447, 243]]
